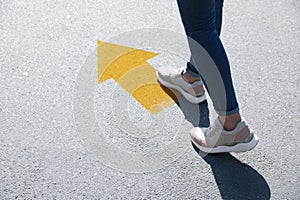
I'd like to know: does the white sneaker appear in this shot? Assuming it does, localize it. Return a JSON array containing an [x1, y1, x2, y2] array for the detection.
[[190, 118, 259, 153], [156, 67, 206, 103]]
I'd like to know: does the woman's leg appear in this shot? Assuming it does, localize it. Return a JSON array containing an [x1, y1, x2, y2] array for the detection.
[[177, 0, 240, 128], [185, 0, 224, 79], [215, 0, 224, 36], [158, 0, 259, 153]]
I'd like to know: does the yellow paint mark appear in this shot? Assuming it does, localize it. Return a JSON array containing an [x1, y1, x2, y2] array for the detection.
[[98, 40, 176, 114]]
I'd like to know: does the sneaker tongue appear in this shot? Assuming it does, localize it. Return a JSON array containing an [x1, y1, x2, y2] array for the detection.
[[215, 118, 247, 134], [215, 117, 223, 128], [180, 69, 192, 84]]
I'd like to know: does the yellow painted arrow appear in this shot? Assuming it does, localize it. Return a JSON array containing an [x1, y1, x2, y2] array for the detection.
[[98, 40, 176, 114]]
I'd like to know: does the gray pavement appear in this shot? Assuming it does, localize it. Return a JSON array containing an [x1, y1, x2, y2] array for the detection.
[[0, 0, 299, 199]]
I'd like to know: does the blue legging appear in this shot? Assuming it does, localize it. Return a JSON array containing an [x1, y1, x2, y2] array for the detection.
[[177, 0, 239, 116]]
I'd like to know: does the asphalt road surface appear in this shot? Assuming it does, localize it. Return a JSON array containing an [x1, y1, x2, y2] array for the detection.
[[0, 0, 299, 199]]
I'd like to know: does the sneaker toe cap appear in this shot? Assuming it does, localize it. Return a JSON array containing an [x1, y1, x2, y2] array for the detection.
[[190, 127, 207, 146]]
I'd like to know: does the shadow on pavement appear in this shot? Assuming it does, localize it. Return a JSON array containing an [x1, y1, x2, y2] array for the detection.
[[193, 145, 271, 200], [160, 86, 210, 128], [160, 85, 271, 199]]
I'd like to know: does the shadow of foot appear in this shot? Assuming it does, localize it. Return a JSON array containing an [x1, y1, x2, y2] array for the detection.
[[159, 83, 270, 199], [192, 143, 271, 200], [160, 85, 210, 128]]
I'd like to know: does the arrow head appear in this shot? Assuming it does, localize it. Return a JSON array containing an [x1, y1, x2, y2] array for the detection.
[[98, 40, 158, 83], [97, 40, 175, 114]]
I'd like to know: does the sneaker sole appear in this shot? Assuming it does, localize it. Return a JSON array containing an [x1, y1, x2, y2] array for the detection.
[[156, 72, 206, 104], [191, 132, 260, 154]]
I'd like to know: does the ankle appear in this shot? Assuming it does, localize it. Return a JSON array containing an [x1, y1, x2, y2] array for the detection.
[[182, 70, 200, 83], [218, 113, 242, 131]]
